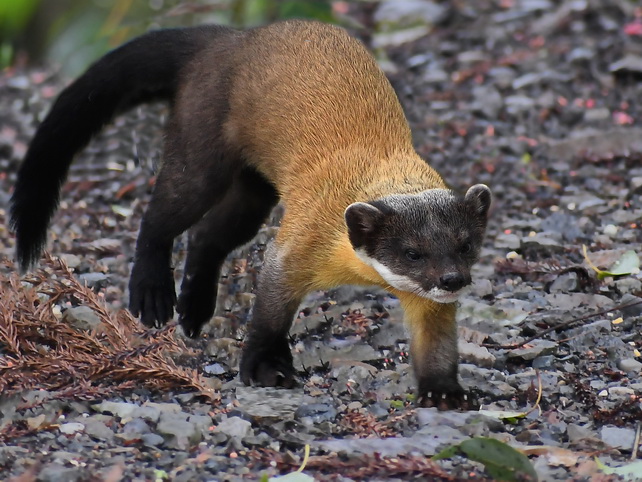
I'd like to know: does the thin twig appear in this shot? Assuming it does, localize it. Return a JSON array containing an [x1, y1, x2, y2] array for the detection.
[[483, 299, 642, 350]]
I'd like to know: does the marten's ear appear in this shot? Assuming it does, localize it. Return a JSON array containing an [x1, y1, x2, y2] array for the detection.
[[345, 202, 385, 249], [465, 184, 492, 219]]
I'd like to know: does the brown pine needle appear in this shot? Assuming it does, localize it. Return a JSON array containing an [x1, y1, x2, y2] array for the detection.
[[0, 255, 220, 403]]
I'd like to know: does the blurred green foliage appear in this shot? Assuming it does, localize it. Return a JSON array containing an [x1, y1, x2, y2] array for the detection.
[[0, 0, 40, 67], [0, 0, 39, 33], [0, 0, 335, 75]]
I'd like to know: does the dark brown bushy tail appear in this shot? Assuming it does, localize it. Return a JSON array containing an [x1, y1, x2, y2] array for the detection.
[[10, 25, 229, 271]]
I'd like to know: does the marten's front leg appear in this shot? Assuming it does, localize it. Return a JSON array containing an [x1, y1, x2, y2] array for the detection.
[[399, 294, 475, 410], [240, 243, 302, 388]]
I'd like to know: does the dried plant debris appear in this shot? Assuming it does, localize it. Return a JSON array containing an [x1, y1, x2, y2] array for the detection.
[[337, 408, 414, 439], [569, 373, 642, 428], [0, 255, 219, 403]]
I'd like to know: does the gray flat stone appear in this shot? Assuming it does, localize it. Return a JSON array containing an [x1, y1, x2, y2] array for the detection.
[[295, 403, 338, 425], [62, 306, 101, 331], [600, 426, 636, 450], [141, 433, 165, 447], [459, 341, 496, 368], [121, 418, 150, 436], [214, 416, 252, 439], [618, 358, 642, 373], [236, 386, 304, 422], [92, 401, 138, 420], [58, 422, 84, 435], [156, 412, 203, 449], [83, 419, 114, 441]]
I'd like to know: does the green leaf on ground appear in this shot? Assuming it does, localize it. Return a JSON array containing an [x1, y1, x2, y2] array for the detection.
[[595, 458, 642, 480], [583, 246, 640, 281], [433, 437, 537, 481], [607, 250, 640, 277]]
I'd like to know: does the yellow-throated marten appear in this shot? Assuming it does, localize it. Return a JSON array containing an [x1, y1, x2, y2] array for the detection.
[[10, 20, 491, 409]]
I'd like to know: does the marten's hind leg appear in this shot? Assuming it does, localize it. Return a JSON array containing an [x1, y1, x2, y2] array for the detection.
[[177, 168, 278, 337], [240, 242, 303, 388], [129, 129, 238, 328]]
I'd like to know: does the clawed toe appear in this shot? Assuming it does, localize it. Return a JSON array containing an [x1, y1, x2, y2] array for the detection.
[[240, 340, 296, 388], [418, 389, 478, 411], [129, 262, 176, 328]]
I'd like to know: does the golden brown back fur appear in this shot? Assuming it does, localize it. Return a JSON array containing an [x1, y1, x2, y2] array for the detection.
[[210, 21, 447, 295]]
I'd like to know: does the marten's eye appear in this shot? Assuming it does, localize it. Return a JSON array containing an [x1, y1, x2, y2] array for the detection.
[[459, 242, 472, 254], [405, 249, 422, 261]]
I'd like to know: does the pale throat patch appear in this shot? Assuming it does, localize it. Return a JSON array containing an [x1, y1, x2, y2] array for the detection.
[[354, 249, 462, 304]]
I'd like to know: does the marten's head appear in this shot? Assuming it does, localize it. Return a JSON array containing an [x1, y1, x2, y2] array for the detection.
[[345, 184, 491, 303]]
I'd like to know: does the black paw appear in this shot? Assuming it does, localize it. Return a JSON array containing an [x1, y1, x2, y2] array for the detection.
[[177, 313, 206, 338], [417, 387, 478, 411], [176, 290, 215, 338], [239, 338, 296, 388], [129, 261, 176, 329]]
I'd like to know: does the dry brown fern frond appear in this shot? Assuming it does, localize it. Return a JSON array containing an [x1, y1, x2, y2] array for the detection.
[[0, 254, 219, 403]]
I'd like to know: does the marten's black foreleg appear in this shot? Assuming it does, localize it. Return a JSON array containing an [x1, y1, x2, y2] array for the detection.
[[240, 244, 302, 388], [177, 168, 278, 337]]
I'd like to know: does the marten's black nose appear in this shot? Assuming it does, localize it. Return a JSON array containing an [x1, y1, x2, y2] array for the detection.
[[439, 272, 465, 292]]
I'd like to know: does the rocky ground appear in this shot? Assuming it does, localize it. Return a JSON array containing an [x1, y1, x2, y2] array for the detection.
[[1, 0, 642, 480]]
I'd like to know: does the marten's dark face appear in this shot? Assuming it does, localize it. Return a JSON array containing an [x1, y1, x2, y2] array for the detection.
[[345, 185, 491, 303]]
